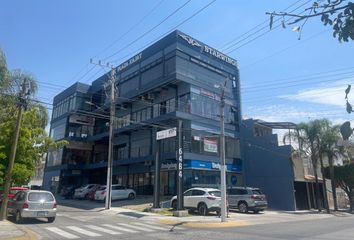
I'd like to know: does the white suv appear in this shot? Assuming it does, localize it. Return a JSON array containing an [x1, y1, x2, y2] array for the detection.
[[170, 188, 221, 216]]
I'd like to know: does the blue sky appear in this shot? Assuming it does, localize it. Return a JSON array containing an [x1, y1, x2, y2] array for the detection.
[[1, 0, 353, 130]]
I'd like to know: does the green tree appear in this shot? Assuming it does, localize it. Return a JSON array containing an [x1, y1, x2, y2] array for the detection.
[[284, 120, 324, 211], [324, 164, 354, 211], [0, 51, 66, 186], [267, 1, 354, 42], [318, 120, 347, 211]]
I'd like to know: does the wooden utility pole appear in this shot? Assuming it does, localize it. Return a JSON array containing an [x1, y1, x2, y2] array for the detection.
[[0, 79, 29, 221]]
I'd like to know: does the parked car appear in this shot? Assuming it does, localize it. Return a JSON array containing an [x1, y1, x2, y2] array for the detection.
[[60, 185, 76, 199], [74, 184, 100, 199], [0, 187, 29, 205], [85, 185, 101, 200], [94, 185, 136, 201], [170, 187, 221, 216], [227, 187, 267, 213], [7, 190, 57, 223]]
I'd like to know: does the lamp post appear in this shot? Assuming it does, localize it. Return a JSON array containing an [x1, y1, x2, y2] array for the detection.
[[215, 78, 228, 222]]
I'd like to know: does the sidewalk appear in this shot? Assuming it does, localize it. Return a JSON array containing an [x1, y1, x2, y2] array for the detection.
[[105, 207, 343, 228], [0, 220, 37, 240]]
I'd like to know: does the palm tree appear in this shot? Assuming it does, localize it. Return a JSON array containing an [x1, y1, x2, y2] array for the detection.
[[320, 121, 344, 211], [284, 120, 324, 212]]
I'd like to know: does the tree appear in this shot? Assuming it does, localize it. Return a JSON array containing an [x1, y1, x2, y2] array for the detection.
[[267, 1, 354, 42], [284, 120, 324, 211], [319, 120, 347, 211], [324, 164, 354, 211], [0, 51, 66, 186]]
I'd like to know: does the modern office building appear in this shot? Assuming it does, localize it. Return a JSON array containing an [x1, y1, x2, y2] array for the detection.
[[43, 30, 242, 196]]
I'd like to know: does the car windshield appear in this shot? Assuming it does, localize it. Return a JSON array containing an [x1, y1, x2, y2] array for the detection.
[[98, 186, 106, 190], [208, 191, 221, 197], [28, 192, 54, 202], [252, 190, 263, 195]]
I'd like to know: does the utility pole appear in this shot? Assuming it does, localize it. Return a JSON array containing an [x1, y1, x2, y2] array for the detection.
[[105, 67, 116, 210], [90, 59, 117, 210], [0, 79, 30, 221], [218, 79, 228, 222]]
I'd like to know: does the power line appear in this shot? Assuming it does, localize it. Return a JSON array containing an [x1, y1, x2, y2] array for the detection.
[[225, 0, 313, 54], [92, 0, 165, 60], [103, 0, 192, 61], [220, 0, 309, 51], [111, 0, 216, 64]]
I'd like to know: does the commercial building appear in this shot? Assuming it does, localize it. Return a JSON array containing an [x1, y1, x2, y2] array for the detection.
[[43, 30, 242, 196]]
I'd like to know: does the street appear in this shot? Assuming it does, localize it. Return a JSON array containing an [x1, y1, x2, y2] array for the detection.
[[10, 201, 354, 240]]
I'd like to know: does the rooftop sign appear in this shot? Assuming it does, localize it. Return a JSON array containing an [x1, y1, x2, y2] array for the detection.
[[179, 34, 237, 67]]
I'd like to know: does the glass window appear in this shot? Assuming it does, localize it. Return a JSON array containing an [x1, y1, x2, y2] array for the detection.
[[192, 190, 205, 196], [183, 190, 192, 196], [208, 191, 221, 197], [28, 192, 54, 202]]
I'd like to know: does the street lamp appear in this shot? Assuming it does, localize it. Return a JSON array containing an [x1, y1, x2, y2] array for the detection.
[[215, 78, 228, 222]]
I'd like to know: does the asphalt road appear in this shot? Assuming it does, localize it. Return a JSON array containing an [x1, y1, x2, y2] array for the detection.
[[12, 201, 354, 240]]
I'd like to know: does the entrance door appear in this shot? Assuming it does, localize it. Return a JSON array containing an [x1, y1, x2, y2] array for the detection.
[[168, 171, 176, 195]]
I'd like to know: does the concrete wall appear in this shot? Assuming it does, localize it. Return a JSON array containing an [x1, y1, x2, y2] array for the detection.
[[242, 119, 296, 211]]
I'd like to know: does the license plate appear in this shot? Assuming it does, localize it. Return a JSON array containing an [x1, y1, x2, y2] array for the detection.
[[37, 211, 47, 217]]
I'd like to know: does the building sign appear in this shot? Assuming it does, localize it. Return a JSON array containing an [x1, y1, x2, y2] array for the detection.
[[156, 127, 177, 140], [204, 139, 218, 153], [179, 34, 237, 67], [178, 147, 183, 178], [116, 52, 143, 72], [161, 163, 177, 170]]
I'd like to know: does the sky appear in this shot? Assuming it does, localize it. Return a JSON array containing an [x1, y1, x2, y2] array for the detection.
[[1, 0, 353, 136]]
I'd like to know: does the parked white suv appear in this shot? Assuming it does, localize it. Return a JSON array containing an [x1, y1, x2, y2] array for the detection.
[[73, 184, 99, 199], [94, 185, 136, 201], [170, 188, 221, 216]]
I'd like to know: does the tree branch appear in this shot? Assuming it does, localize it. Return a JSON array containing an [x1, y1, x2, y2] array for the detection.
[[266, 4, 349, 25]]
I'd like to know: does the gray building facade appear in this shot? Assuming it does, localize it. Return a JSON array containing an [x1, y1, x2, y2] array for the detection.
[[43, 30, 242, 196]]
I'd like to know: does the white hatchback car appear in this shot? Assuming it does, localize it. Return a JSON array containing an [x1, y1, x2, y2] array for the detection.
[[94, 185, 136, 201], [170, 187, 221, 215]]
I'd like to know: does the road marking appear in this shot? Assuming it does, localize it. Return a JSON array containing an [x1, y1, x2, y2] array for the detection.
[[66, 226, 102, 237], [134, 222, 167, 231], [102, 224, 138, 233], [116, 223, 154, 232], [45, 227, 79, 239], [86, 225, 121, 235]]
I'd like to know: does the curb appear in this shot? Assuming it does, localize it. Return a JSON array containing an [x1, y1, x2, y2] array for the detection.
[[159, 219, 250, 228]]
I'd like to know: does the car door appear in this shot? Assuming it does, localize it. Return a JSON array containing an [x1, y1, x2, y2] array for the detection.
[[7, 192, 21, 214], [190, 190, 206, 208], [115, 186, 126, 199], [183, 190, 193, 208], [227, 189, 239, 208], [110, 186, 118, 200]]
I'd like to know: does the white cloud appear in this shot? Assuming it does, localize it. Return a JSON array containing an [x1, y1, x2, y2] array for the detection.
[[278, 79, 354, 107]]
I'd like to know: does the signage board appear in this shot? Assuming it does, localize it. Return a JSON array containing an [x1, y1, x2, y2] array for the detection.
[[156, 127, 177, 140]]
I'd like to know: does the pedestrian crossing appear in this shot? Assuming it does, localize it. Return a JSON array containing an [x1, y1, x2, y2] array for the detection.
[[44, 221, 174, 239]]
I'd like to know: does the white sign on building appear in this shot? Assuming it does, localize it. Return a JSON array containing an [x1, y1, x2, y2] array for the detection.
[[156, 127, 177, 140]]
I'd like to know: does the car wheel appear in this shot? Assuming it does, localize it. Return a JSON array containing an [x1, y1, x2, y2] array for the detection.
[[238, 202, 248, 213], [15, 211, 23, 224], [198, 203, 208, 216], [47, 217, 56, 223], [253, 210, 259, 214], [171, 200, 177, 210], [128, 193, 135, 200]]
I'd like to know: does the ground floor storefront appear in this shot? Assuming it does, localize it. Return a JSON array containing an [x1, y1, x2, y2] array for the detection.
[[44, 159, 243, 196]]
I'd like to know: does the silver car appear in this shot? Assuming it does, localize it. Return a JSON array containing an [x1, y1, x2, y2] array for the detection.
[[7, 190, 57, 223], [227, 187, 267, 213]]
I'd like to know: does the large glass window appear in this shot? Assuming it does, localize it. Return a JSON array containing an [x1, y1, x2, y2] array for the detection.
[[47, 148, 64, 167]]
